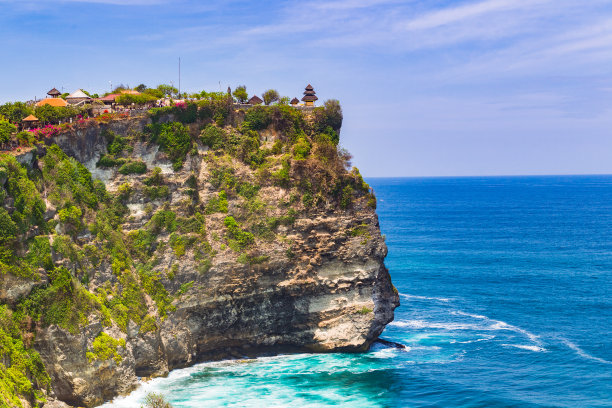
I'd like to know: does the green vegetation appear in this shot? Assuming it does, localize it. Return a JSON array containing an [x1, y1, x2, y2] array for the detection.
[[357, 306, 373, 315], [144, 167, 170, 200], [118, 160, 147, 175], [224, 216, 254, 250], [0, 305, 50, 407], [116, 93, 157, 106], [0, 91, 375, 405], [262, 89, 280, 105], [0, 119, 17, 145], [86, 332, 126, 364], [232, 86, 248, 104], [142, 392, 174, 408], [147, 122, 191, 170]]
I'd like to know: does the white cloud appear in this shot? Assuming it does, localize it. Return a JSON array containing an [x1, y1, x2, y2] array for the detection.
[[401, 0, 548, 31], [0, 0, 166, 4]]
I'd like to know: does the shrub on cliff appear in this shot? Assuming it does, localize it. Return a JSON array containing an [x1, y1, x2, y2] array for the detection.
[[224, 216, 254, 250], [58, 205, 83, 236], [148, 122, 191, 170], [0, 154, 46, 234], [0, 119, 16, 145], [86, 332, 126, 364], [0, 208, 17, 243], [118, 160, 147, 175], [41, 145, 100, 210], [200, 124, 226, 149]]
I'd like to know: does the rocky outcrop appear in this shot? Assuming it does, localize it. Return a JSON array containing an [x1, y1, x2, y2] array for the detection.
[[5, 114, 398, 407]]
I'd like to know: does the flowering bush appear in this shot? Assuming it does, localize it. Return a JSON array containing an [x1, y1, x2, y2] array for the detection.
[[95, 112, 129, 123], [29, 124, 62, 139]]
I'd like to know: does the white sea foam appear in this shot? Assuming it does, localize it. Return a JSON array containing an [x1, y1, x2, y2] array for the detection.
[[389, 319, 482, 331], [452, 335, 496, 344], [488, 321, 541, 345], [561, 338, 612, 365], [502, 344, 546, 352], [392, 308, 544, 351], [451, 311, 487, 320], [400, 293, 451, 302]]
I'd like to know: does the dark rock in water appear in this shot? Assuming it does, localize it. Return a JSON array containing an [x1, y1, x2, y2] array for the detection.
[[375, 338, 407, 349]]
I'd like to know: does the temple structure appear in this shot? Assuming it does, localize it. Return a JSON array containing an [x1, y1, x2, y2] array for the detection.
[[248, 95, 263, 105], [290, 97, 299, 106], [301, 84, 318, 107], [21, 115, 39, 130], [66, 90, 92, 105], [47, 88, 61, 98]]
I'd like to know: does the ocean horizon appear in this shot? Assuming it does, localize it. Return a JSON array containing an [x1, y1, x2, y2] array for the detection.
[[104, 175, 612, 408]]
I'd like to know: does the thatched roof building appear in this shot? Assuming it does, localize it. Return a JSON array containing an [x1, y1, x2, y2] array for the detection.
[[248, 95, 263, 105], [47, 88, 61, 98], [301, 84, 318, 106], [290, 97, 299, 106], [22, 115, 39, 122]]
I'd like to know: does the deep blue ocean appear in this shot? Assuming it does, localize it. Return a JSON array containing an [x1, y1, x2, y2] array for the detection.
[[104, 176, 612, 408]]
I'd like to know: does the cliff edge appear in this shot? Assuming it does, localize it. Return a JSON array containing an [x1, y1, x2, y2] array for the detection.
[[0, 101, 399, 407]]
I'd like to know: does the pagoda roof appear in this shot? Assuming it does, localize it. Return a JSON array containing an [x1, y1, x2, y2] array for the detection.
[[47, 88, 61, 96], [36, 98, 68, 107], [248, 95, 263, 105], [290, 97, 300, 105], [301, 95, 318, 102], [303, 84, 317, 97], [22, 114, 39, 122]]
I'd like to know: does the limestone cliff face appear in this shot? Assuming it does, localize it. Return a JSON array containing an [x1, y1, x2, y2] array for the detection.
[[4, 112, 399, 407]]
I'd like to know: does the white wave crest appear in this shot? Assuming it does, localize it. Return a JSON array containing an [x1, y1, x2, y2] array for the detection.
[[392, 309, 543, 351], [400, 293, 451, 302], [451, 310, 487, 319], [561, 339, 612, 365], [502, 344, 546, 352], [390, 319, 482, 331]]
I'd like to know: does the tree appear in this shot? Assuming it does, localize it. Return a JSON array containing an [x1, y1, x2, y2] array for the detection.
[[116, 93, 157, 106], [232, 85, 248, 103], [144, 88, 164, 99], [135, 84, 148, 92], [313, 99, 343, 144], [322, 99, 343, 132], [0, 119, 17, 144], [156, 84, 178, 98], [262, 89, 280, 105], [0, 102, 32, 124]]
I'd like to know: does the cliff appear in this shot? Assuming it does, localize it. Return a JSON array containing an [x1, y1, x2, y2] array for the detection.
[[0, 101, 399, 407]]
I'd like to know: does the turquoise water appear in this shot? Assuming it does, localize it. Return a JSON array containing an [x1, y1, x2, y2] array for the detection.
[[104, 176, 612, 407]]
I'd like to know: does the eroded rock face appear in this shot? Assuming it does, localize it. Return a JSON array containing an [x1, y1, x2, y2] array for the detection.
[[21, 118, 399, 407]]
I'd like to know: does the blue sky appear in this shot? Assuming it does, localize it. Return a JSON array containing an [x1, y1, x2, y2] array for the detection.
[[1, 0, 611, 176]]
